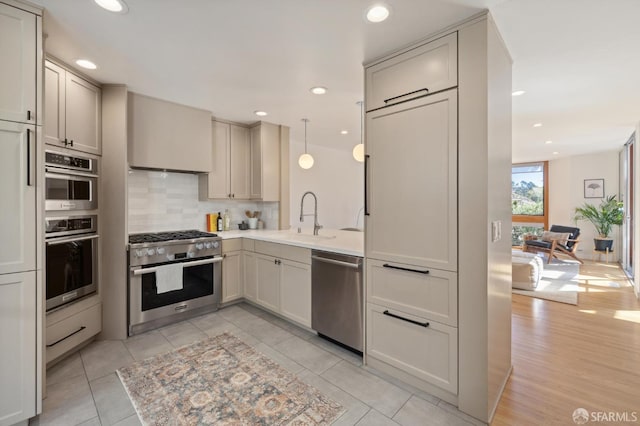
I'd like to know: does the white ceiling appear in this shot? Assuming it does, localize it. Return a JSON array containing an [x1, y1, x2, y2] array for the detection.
[[32, 0, 640, 162]]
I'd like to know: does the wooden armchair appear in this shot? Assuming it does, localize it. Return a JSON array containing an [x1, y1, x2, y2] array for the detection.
[[522, 225, 583, 264]]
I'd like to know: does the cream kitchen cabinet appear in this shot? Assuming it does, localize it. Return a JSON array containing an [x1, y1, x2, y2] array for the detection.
[[128, 92, 211, 172], [199, 121, 251, 199], [45, 300, 101, 363], [251, 240, 311, 327], [365, 90, 457, 272], [0, 3, 39, 125], [243, 250, 257, 302], [250, 122, 281, 201], [44, 60, 102, 155], [221, 239, 243, 304], [0, 271, 36, 425], [365, 32, 457, 112], [366, 303, 458, 394], [0, 121, 36, 275], [255, 253, 280, 312]]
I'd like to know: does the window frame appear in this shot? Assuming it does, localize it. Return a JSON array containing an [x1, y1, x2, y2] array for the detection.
[[512, 161, 549, 229]]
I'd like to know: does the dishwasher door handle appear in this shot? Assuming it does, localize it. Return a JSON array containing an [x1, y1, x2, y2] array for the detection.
[[311, 255, 361, 269]]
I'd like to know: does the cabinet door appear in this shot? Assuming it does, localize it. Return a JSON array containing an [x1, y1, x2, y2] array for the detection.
[[255, 253, 280, 312], [250, 125, 262, 199], [230, 124, 251, 199], [0, 271, 36, 425], [65, 72, 102, 155], [250, 122, 280, 201], [366, 90, 457, 271], [280, 259, 311, 327], [243, 251, 257, 302], [0, 121, 36, 274], [44, 61, 66, 148], [365, 32, 457, 111], [222, 251, 243, 303], [0, 4, 36, 125], [204, 121, 231, 199]]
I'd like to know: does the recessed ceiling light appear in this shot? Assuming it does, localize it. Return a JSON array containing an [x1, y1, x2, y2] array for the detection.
[[340, 130, 348, 135], [254, 111, 268, 117], [310, 86, 327, 95], [94, 0, 128, 13], [366, 5, 390, 22], [545, 140, 553, 144], [75, 59, 97, 70], [512, 90, 526, 96], [533, 123, 542, 128], [553, 151, 559, 155]]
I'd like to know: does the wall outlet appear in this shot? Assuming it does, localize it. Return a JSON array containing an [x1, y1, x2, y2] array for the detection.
[[492, 220, 502, 242]]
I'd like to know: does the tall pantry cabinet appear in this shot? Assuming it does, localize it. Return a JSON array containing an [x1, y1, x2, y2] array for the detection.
[[364, 14, 513, 424], [0, 1, 43, 425]]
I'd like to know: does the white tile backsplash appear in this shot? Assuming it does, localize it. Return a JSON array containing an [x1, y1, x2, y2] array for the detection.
[[127, 169, 279, 234]]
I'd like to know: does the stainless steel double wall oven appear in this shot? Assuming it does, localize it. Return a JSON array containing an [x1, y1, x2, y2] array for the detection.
[[44, 150, 99, 311]]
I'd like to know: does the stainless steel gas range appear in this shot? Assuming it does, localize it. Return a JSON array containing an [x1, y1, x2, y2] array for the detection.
[[127, 230, 223, 335]]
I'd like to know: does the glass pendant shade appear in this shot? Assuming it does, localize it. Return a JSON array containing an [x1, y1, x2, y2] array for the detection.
[[352, 143, 364, 162], [299, 118, 314, 169]]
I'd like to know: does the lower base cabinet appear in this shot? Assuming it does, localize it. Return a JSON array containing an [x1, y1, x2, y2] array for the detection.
[[46, 302, 101, 364], [255, 253, 280, 312], [366, 303, 458, 394], [243, 251, 257, 302], [222, 250, 243, 303], [0, 271, 36, 426], [279, 259, 311, 328]]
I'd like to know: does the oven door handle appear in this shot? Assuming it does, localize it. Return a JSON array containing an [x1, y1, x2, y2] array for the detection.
[[132, 256, 223, 276], [45, 166, 98, 179], [46, 234, 100, 246]]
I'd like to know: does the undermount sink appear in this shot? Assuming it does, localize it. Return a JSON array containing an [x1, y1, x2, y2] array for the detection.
[[340, 227, 363, 232], [290, 233, 337, 241]]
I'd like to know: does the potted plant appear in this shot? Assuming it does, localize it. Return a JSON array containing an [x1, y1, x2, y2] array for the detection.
[[573, 195, 624, 252]]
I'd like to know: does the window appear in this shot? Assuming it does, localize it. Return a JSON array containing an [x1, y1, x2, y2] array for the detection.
[[512, 162, 548, 246]]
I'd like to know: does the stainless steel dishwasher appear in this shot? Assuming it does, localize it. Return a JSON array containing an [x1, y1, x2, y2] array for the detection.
[[311, 250, 363, 352]]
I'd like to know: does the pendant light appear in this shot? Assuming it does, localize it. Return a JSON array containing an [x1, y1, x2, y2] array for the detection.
[[353, 101, 365, 162], [299, 118, 314, 169]]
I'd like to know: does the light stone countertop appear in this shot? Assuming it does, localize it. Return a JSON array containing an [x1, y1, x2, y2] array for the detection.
[[215, 228, 364, 257]]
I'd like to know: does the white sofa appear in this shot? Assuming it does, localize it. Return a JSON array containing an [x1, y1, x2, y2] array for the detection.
[[512, 250, 544, 290]]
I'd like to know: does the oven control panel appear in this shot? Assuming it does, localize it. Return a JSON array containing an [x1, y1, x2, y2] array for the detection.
[[129, 239, 222, 266]]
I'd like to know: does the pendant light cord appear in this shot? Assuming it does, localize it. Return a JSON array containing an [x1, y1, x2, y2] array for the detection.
[[303, 118, 309, 154]]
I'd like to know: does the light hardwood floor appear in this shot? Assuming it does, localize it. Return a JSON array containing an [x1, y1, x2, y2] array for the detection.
[[493, 260, 640, 425]]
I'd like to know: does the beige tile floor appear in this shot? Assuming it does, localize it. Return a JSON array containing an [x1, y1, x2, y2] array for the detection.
[[31, 303, 481, 426]]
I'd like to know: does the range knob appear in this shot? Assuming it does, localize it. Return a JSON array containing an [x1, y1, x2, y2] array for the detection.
[[205, 242, 212, 249], [156, 247, 165, 255], [146, 248, 156, 256], [212, 241, 219, 249], [195, 243, 204, 250], [135, 249, 145, 258]]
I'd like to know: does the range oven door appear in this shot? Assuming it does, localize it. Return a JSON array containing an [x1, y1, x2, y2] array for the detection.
[[45, 168, 98, 211], [46, 233, 99, 311], [129, 256, 222, 334]]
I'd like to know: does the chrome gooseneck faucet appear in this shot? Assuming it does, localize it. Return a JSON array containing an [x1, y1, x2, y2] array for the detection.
[[300, 191, 322, 235]]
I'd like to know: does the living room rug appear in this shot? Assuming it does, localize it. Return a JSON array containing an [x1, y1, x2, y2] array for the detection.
[[117, 332, 344, 425], [513, 260, 582, 305]]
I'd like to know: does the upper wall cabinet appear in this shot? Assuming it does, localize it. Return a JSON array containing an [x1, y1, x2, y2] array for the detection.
[[250, 122, 281, 201], [365, 32, 457, 112], [128, 92, 211, 172], [44, 60, 102, 155], [0, 4, 39, 125], [199, 121, 251, 200]]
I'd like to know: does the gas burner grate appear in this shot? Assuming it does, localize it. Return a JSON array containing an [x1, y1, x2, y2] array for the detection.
[[129, 230, 217, 244]]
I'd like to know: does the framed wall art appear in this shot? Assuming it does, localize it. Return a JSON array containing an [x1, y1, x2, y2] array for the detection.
[[584, 178, 604, 198]]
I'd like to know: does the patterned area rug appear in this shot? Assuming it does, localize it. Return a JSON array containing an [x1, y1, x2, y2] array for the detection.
[[117, 333, 344, 425]]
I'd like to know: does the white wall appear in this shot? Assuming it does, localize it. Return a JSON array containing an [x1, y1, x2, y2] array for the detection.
[[289, 140, 364, 231], [549, 150, 621, 260]]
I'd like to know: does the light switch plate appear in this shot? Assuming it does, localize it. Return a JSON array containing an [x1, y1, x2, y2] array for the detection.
[[492, 220, 502, 242]]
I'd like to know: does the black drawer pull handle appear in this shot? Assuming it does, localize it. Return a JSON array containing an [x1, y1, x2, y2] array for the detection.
[[383, 263, 429, 274], [383, 88, 429, 104], [364, 154, 370, 216], [383, 310, 429, 328], [46, 326, 86, 348]]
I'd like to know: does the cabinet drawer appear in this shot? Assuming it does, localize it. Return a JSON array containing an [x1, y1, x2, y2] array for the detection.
[[254, 240, 310, 264], [365, 32, 457, 111], [366, 303, 457, 394], [367, 259, 457, 326], [222, 238, 242, 253], [46, 303, 101, 363], [242, 238, 255, 252]]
